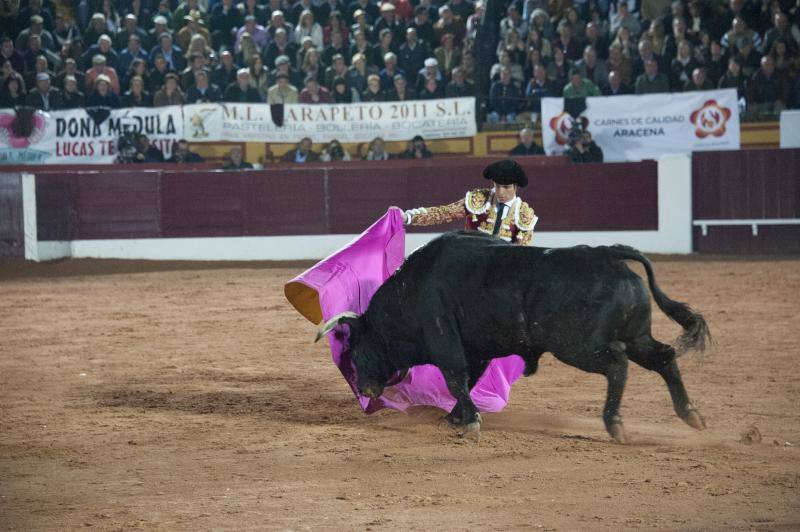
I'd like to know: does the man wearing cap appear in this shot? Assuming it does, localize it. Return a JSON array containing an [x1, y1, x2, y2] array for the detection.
[[224, 68, 262, 102], [402, 159, 537, 245], [267, 72, 299, 103], [83, 13, 108, 47], [116, 13, 150, 51], [27, 72, 63, 111], [212, 50, 238, 89], [270, 55, 302, 88], [373, 2, 405, 44], [80, 34, 118, 71], [172, 0, 207, 31], [177, 10, 211, 51], [85, 54, 120, 95], [148, 15, 171, 47], [416, 56, 442, 92]]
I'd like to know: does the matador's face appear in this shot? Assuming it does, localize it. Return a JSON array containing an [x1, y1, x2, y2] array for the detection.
[[494, 183, 517, 204]]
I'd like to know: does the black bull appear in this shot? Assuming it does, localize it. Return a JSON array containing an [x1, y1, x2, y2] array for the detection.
[[316, 232, 710, 443]]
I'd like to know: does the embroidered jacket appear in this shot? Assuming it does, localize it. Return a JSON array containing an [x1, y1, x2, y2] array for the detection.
[[409, 188, 538, 245]]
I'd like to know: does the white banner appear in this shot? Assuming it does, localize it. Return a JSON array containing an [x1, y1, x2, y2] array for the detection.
[[0, 106, 183, 164], [541, 89, 741, 162], [183, 97, 476, 143], [779, 110, 800, 148]]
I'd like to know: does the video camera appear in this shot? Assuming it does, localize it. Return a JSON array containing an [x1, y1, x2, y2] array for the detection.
[[116, 131, 139, 163]]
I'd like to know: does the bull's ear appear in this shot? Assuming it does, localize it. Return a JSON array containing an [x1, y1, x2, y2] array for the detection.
[[314, 311, 360, 342]]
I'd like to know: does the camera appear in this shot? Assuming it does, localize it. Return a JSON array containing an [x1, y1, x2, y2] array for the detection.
[[567, 121, 584, 147], [116, 131, 138, 163]]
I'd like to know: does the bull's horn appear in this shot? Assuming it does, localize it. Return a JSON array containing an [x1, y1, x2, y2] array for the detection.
[[314, 311, 359, 342]]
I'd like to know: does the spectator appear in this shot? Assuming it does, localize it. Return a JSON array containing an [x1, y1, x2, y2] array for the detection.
[[264, 28, 297, 71], [324, 53, 349, 89], [186, 70, 222, 103], [1, 38, 24, 74], [364, 136, 390, 160], [635, 58, 670, 94], [115, 13, 148, 52], [282, 137, 319, 163], [238, 0, 269, 27], [399, 27, 430, 84], [553, 21, 582, 62], [372, 28, 398, 71], [349, 9, 374, 44], [510, 128, 544, 156], [266, 10, 295, 44], [294, 9, 324, 50], [566, 128, 603, 163], [236, 31, 261, 68], [121, 75, 153, 106], [546, 45, 572, 90], [122, 57, 147, 93], [86, 74, 121, 109], [379, 52, 405, 90], [524, 64, 555, 112], [747, 55, 786, 118], [488, 66, 522, 124], [118, 34, 149, 76], [154, 72, 184, 106], [684, 67, 713, 91], [248, 54, 270, 100], [398, 135, 432, 158], [347, 52, 371, 95], [168, 140, 204, 163], [320, 139, 352, 161], [179, 53, 208, 90], [83, 13, 108, 47], [733, 36, 761, 79], [584, 22, 608, 60], [147, 15, 170, 49], [718, 57, 747, 96], [563, 67, 601, 98], [606, 43, 632, 86], [176, 10, 211, 52], [85, 55, 121, 95], [300, 47, 324, 85], [322, 27, 349, 66], [225, 68, 262, 102], [1, 59, 25, 92], [267, 72, 299, 104], [704, 40, 726, 86], [576, 45, 610, 88], [0, 76, 25, 108], [323, 10, 348, 45], [499, 4, 525, 40], [148, 54, 172, 94], [764, 12, 796, 57], [602, 69, 631, 95], [670, 40, 701, 90], [331, 76, 360, 102], [433, 5, 463, 44], [213, 50, 238, 90], [55, 12, 82, 51], [223, 145, 253, 169], [300, 75, 334, 103], [385, 73, 416, 101], [17, 14, 56, 52], [150, 33, 186, 72], [23, 34, 60, 74], [271, 54, 303, 89], [210, 0, 242, 50], [80, 34, 118, 72], [416, 56, 442, 93], [130, 133, 163, 163], [361, 73, 384, 101], [26, 72, 62, 111], [419, 72, 444, 98], [61, 75, 86, 109], [349, 30, 372, 66], [407, 5, 434, 45], [374, 3, 405, 46], [24, 55, 53, 92], [434, 32, 461, 80], [445, 67, 474, 97], [721, 16, 762, 54]]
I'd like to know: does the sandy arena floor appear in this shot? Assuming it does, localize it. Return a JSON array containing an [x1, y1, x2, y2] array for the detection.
[[1, 256, 799, 531]]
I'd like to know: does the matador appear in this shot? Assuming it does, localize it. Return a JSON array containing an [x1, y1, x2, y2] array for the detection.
[[402, 159, 538, 245]]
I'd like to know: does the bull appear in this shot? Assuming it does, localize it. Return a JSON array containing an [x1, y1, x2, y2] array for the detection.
[[315, 231, 710, 443]]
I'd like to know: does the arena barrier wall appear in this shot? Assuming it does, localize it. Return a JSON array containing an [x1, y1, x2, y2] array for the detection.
[[21, 155, 693, 261], [692, 148, 800, 254]]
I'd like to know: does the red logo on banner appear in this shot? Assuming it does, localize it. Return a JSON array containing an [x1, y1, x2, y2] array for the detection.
[[548, 112, 589, 145], [690, 100, 732, 138]]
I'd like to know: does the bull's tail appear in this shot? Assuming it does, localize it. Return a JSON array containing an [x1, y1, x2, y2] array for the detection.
[[607, 245, 710, 355]]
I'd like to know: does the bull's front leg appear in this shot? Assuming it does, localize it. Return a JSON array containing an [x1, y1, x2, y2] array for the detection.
[[441, 366, 482, 438]]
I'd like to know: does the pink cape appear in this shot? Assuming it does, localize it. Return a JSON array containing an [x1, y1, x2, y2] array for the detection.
[[284, 208, 525, 414]]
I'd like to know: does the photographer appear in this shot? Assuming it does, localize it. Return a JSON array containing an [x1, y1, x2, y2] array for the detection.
[[566, 126, 604, 163]]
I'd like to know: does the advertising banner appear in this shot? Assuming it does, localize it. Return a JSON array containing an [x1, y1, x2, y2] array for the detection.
[[183, 97, 476, 143], [541, 89, 740, 162], [0, 106, 183, 164]]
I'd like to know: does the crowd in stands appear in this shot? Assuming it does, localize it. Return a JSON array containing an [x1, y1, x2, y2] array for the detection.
[[1, 0, 798, 124]]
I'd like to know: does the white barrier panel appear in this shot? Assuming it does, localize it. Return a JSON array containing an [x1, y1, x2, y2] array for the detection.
[[779, 110, 800, 148], [35, 153, 693, 260], [542, 89, 740, 162]]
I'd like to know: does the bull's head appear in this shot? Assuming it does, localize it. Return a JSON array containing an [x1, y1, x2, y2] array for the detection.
[[315, 312, 396, 399]]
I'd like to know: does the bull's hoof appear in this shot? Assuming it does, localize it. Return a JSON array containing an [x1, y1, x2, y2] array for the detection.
[[459, 421, 481, 440], [684, 407, 706, 431], [609, 422, 628, 444], [443, 412, 462, 428]]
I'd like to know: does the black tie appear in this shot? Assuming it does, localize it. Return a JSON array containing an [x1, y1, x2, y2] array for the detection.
[[492, 203, 505, 236]]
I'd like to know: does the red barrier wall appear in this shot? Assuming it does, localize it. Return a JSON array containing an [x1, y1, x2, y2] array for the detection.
[[692, 149, 800, 253], [33, 158, 658, 241]]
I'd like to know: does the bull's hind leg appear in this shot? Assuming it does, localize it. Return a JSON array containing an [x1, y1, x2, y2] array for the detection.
[[626, 336, 706, 430], [553, 342, 630, 443]]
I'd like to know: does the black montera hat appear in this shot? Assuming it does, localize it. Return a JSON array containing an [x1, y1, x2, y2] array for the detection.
[[483, 159, 528, 188]]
